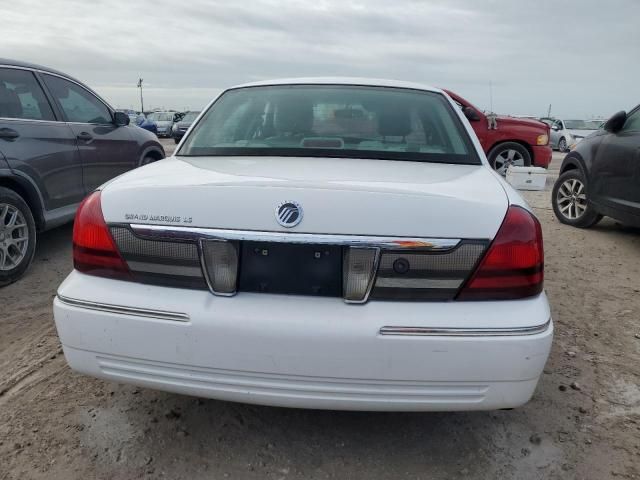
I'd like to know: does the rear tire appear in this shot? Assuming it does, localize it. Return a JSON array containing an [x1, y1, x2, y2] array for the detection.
[[488, 142, 531, 176], [0, 187, 37, 287], [552, 169, 602, 228]]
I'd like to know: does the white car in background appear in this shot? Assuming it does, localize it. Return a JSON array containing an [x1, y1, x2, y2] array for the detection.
[[146, 111, 175, 138], [542, 117, 602, 152], [53, 78, 552, 411]]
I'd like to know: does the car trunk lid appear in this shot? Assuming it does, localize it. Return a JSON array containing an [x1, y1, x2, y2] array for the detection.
[[101, 156, 508, 239]]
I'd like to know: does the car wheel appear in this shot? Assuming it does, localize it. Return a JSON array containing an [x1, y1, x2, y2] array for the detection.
[[558, 137, 567, 152], [0, 187, 37, 287], [174, 138, 180, 144], [488, 142, 532, 176], [552, 170, 602, 228]]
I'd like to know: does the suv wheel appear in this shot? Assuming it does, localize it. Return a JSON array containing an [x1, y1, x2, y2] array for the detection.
[[0, 187, 37, 287], [488, 142, 532, 176], [552, 170, 602, 228]]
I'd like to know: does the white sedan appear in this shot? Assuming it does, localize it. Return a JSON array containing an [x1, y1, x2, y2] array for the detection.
[[53, 78, 552, 411]]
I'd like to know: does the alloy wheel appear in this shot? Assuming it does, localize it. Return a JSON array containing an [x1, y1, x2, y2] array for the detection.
[[558, 138, 567, 152], [556, 178, 587, 220], [0, 203, 29, 271], [494, 149, 525, 175]]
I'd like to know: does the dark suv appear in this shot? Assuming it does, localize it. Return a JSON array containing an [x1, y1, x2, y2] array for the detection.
[[551, 105, 640, 228], [0, 59, 165, 285]]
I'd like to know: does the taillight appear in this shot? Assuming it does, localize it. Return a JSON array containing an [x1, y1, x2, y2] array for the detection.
[[72, 191, 130, 279], [457, 206, 543, 300]]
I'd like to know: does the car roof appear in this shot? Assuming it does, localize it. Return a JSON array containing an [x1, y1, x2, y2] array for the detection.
[[232, 77, 442, 94], [0, 58, 85, 84]]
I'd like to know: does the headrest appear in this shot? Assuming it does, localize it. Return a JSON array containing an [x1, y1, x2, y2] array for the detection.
[[0, 84, 23, 118], [274, 97, 314, 134], [378, 108, 412, 137]]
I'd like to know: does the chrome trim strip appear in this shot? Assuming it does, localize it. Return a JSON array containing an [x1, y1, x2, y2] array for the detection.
[[130, 224, 460, 251], [375, 277, 463, 289], [56, 295, 190, 322], [379, 319, 551, 337], [0, 116, 63, 124]]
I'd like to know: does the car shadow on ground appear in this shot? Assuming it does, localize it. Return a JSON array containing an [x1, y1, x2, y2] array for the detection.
[[592, 220, 640, 235]]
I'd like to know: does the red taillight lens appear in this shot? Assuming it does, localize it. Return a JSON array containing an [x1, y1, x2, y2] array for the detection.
[[72, 191, 130, 279], [457, 206, 543, 300]]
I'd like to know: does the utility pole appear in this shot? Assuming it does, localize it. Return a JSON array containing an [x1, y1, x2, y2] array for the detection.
[[137, 78, 144, 113], [547, 104, 552, 118]]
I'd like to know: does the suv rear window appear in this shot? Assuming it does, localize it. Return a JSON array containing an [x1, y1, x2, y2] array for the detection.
[[179, 85, 479, 165]]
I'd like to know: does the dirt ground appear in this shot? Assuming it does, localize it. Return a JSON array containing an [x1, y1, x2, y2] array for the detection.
[[1, 147, 639, 480]]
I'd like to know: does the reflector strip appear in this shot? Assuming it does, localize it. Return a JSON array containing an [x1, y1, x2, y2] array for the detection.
[[371, 243, 487, 301], [110, 226, 205, 288], [375, 278, 463, 289]]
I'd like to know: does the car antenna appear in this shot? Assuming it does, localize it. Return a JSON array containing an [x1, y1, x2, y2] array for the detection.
[[489, 80, 493, 113], [487, 81, 497, 130]]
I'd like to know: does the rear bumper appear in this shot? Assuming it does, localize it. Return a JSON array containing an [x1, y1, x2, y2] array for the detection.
[[532, 145, 552, 168], [54, 271, 553, 411]]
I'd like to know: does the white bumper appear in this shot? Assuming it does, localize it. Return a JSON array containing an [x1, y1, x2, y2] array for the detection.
[[54, 271, 553, 411]]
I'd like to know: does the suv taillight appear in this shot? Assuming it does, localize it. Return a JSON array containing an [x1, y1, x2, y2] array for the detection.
[[457, 206, 543, 300], [72, 191, 130, 279]]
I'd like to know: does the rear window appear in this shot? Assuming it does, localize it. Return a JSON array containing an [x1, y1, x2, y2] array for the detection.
[[0, 68, 55, 121], [148, 112, 173, 121], [182, 111, 199, 122], [564, 119, 601, 130], [179, 85, 479, 165]]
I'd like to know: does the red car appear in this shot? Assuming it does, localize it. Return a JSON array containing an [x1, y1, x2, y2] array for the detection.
[[445, 89, 552, 175]]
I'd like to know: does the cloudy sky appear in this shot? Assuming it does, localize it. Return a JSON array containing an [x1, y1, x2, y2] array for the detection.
[[2, 0, 638, 117]]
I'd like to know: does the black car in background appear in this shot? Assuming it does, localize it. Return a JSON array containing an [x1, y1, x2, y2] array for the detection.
[[552, 105, 640, 228], [0, 59, 165, 286], [170, 110, 200, 143]]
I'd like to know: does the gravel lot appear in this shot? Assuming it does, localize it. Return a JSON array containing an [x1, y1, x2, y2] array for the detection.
[[1, 145, 639, 480]]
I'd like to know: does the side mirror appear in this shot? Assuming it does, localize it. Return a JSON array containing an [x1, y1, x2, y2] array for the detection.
[[463, 106, 480, 121], [113, 111, 130, 126], [603, 110, 627, 133], [551, 124, 559, 131]]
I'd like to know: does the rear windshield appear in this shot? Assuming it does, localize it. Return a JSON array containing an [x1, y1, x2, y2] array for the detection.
[[182, 111, 200, 122], [148, 112, 173, 121], [179, 85, 479, 164], [565, 119, 602, 130]]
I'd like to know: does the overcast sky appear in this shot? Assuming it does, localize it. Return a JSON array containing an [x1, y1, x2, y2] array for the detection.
[[2, 0, 638, 117]]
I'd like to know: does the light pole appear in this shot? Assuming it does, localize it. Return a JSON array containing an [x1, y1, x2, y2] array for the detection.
[[137, 78, 144, 113]]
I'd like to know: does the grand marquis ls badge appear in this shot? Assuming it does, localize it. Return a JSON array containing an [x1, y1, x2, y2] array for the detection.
[[275, 201, 303, 228]]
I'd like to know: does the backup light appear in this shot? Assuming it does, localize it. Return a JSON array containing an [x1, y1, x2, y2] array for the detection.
[[200, 239, 239, 295], [72, 191, 130, 279], [343, 247, 379, 303]]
